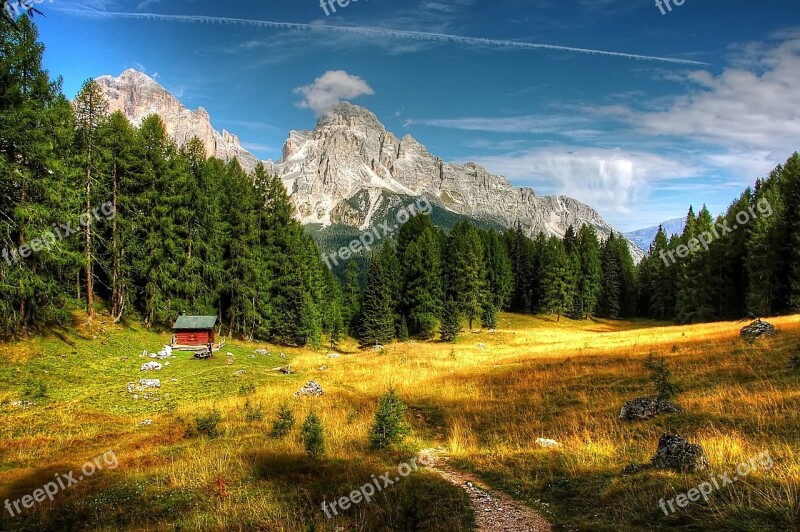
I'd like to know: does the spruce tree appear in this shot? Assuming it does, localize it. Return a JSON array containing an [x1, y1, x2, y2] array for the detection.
[[444, 221, 486, 330], [397, 215, 443, 338], [369, 389, 411, 450], [73, 79, 108, 319], [440, 298, 462, 342], [359, 257, 395, 346]]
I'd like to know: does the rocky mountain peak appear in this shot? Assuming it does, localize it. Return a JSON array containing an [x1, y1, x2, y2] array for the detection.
[[94, 71, 644, 261], [316, 101, 385, 131], [95, 69, 262, 172]]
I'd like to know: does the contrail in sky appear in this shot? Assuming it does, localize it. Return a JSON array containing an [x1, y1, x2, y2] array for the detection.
[[55, 9, 708, 66]]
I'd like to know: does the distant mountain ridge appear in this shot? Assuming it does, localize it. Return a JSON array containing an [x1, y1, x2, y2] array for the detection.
[[625, 218, 686, 251], [95, 69, 644, 262]]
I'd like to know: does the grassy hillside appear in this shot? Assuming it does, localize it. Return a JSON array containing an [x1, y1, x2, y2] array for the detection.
[[1, 313, 799, 530]]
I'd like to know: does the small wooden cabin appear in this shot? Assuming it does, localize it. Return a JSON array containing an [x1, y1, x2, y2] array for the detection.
[[172, 315, 218, 348]]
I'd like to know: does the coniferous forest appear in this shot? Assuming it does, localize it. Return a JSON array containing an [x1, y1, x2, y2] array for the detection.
[[2, 17, 800, 347]]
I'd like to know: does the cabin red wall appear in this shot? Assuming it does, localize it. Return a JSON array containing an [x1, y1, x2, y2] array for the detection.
[[176, 330, 210, 345]]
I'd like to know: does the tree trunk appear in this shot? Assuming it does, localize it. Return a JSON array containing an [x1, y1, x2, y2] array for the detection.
[[85, 164, 94, 319]]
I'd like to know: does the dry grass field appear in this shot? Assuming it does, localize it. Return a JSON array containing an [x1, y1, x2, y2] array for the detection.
[[1, 311, 799, 531]]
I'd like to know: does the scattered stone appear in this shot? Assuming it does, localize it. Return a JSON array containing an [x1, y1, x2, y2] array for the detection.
[[740, 319, 777, 340], [787, 355, 800, 369], [294, 380, 324, 397], [139, 379, 161, 389], [254, 348, 270, 355], [233, 370, 247, 376], [226, 352, 234, 357], [137, 419, 153, 427], [318, 365, 328, 371], [622, 434, 709, 476], [170, 378, 178, 382], [140, 362, 162, 371], [651, 434, 709, 473], [279, 366, 293, 375], [11, 400, 36, 408], [327, 353, 341, 359], [279, 352, 287, 359], [248, 355, 256, 359], [619, 397, 681, 422], [372, 344, 385, 351], [535, 438, 562, 449]]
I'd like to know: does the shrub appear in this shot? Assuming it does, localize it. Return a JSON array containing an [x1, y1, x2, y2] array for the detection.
[[193, 409, 222, 438], [645, 353, 680, 401], [270, 403, 295, 437], [244, 399, 263, 422], [370, 388, 411, 450], [238, 383, 256, 395], [301, 412, 325, 458]]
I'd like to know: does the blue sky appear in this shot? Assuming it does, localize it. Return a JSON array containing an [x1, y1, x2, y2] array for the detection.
[[33, 0, 800, 231]]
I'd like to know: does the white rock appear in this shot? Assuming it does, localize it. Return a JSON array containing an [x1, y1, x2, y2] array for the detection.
[[536, 438, 562, 449]]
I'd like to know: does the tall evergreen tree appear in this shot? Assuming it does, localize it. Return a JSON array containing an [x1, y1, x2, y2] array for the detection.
[[540, 236, 574, 322], [444, 221, 486, 330], [73, 78, 108, 318], [397, 215, 443, 339], [359, 257, 395, 346]]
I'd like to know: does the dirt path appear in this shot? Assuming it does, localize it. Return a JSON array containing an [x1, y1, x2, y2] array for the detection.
[[419, 448, 552, 532]]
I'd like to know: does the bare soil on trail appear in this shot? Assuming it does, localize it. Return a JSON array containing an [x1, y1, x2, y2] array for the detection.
[[419, 448, 552, 532]]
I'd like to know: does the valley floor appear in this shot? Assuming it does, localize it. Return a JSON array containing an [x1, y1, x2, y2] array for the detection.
[[1, 312, 799, 531]]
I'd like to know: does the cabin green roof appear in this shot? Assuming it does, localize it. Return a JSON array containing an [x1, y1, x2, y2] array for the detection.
[[173, 315, 217, 330]]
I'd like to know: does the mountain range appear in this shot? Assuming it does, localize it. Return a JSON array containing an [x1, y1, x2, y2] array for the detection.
[[624, 218, 686, 251], [95, 69, 645, 262]]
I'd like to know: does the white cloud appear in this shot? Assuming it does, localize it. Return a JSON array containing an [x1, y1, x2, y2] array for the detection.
[[472, 147, 701, 216], [294, 70, 374, 116], [594, 33, 800, 179]]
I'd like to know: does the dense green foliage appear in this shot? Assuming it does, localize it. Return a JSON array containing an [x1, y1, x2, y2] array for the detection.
[[0, 17, 342, 344], [637, 152, 800, 324]]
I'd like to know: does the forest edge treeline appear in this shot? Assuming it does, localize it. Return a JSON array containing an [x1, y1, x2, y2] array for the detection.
[[2, 16, 799, 347]]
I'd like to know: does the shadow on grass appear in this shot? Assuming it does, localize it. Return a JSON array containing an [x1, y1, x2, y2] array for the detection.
[[249, 450, 474, 531]]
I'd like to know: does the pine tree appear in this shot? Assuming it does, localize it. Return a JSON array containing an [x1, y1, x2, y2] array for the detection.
[[398, 215, 443, 339], [95, 111, 139, 322], [444, 221, 486, 330], [440, 298, 462, 342], [0, 15, 78, 334], [481, 229, 513, 311], [540, 236, 574, 322], [342, 260, 362, 336], [301, 412, 326, 458], [598, 234, 622, 319], [369, 389, 410, 450], [573, 225, 602, 319], [359, 257, 395, 346], [73, 79, 108, 319]]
